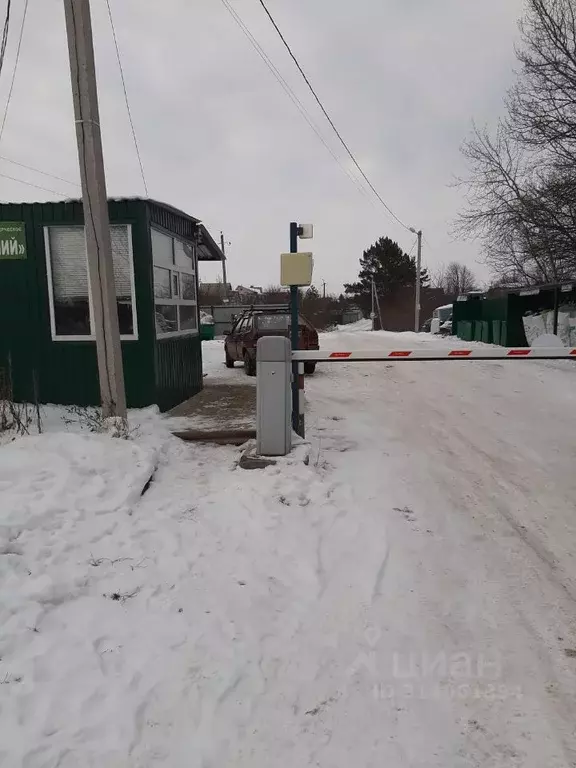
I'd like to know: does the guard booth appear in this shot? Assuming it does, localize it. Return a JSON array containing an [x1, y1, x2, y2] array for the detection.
[[0, 198, 223, 411]]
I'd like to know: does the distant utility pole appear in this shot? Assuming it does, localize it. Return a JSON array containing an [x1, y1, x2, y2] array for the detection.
[[63, 0, 126, 418], [322, 280, 326, 299], [410, 228, 423, 332], [371, 278, 383, 331], [220, 232, 229, 299]]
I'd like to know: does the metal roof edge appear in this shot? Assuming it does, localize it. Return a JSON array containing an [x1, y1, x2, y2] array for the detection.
[[0, 196, 224, 262]]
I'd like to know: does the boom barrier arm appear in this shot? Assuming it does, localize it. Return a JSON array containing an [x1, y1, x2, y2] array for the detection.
[[293, 347, 576, 362]]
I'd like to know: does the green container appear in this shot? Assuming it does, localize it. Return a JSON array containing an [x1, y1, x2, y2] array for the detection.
[[201, 323, 215, 341], [457, 321, 473, 341], [492, 320, 501, 346], [474, 321, 483, 342]]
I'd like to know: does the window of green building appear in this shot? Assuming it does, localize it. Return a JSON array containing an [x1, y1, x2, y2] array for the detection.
[[151, 228, 198, 338], [44, 224, 137, 340]]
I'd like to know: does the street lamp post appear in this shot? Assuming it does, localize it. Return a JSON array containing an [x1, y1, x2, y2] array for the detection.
[[410, 227, 423, 332]]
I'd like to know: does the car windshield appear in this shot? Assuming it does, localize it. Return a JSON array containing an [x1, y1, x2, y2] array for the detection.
[[255, 314, 290, 330]]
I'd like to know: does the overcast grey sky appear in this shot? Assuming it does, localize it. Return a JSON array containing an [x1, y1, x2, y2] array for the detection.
[[0, 0, 525, 292]]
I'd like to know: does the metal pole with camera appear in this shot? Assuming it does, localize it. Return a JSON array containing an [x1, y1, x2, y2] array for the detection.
[[283, 223, 314, 437]]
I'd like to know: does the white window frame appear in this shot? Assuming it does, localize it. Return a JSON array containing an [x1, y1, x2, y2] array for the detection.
[[44, 224, 138, 343], [152, 227, 198, 339]]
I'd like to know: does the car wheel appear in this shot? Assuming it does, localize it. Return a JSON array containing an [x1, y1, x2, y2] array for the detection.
[[225, 346, 235, 368], [244, 351, 256, 376], [304, 362, 316, 375]]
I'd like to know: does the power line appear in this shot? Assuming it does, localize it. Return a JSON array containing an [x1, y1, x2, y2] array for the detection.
[[423, 234, 435, 253], [256, 0, 411, 232], [218, 0, 377, 209], [0, 0, 11, 78], [219, 0, 372, 204], [0, 155, 80, 187], [104, 0, 148, 196], [0, 0, 29, 147], [0, 3, 78, 191], [0, 171, 69, 197]]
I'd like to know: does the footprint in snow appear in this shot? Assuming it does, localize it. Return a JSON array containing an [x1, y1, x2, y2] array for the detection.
[[394, 506, 417, 523]]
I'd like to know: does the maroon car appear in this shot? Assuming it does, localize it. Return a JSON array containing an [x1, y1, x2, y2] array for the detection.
[[224, 306, 319, 376]]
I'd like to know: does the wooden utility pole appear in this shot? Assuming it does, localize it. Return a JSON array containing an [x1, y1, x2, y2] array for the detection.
[[371, 278, 383, 331], [220, 232, 229, 299], [414, 229, 423, 333], [63, 0, 126, 418]]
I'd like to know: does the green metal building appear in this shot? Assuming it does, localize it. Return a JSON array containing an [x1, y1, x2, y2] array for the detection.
[[0, 198, 223, 411]]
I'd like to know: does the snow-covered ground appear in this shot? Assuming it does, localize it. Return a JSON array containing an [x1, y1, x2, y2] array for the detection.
[[1, 326, 576, 766]]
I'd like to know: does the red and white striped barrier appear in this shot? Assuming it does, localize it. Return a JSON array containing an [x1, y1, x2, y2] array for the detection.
[[293, 347, 576, 362]]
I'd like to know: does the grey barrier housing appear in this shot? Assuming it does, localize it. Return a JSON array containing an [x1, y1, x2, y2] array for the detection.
[[256, 337, 292, 456]]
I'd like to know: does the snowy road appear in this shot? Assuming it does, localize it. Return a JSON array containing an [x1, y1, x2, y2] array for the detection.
[[301, 326, 576, 767], [2, 326, 576, 766]]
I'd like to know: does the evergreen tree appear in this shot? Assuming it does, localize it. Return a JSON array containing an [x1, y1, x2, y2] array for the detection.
[[305, 285, 320, 300], [344, 237, 428, 310]]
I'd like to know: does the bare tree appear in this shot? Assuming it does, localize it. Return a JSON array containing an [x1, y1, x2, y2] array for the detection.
[[431, 261, 476, 293], [457, 0, 576, 284], [430, 263, 447, 291], [508, 0, 576, 165], [442, 262, 477, 294]]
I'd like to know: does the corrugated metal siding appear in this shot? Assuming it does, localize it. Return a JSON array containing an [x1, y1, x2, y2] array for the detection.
[[37, 341, 152, 408], [0, 204, 42, 401], [148, 201, 197, 244], [154, 335, 203, 411], [0, 200, 157, 408]]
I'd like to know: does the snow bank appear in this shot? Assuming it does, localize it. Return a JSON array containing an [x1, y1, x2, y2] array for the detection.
[[523, 307, 576, 346], [336, 318, 371, 332], [0, 433, 157, 765], [0, 433, 155, 527], [0, 416, 390, 766]]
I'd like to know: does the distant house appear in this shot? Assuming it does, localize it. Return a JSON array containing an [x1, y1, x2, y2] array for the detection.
[[0, 198, 223, 410], [235, 285, 260, 300], [199, 282, 232, 298]]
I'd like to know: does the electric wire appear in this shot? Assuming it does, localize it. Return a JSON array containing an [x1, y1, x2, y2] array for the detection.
[[218, 0, 377, 209], [0, 171, 69, 197], [256, 0, 411, 232], [0, 155, 80, 187], [104, 0, 148, 196], [0, 0, 11, 77], [0, 0, 29, 146]]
